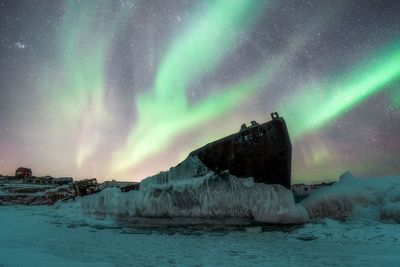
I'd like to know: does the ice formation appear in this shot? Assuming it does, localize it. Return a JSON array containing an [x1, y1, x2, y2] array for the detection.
[[79, 156, 309, 224], [301, 172, 400, 222], [75, 157, 400, 225]]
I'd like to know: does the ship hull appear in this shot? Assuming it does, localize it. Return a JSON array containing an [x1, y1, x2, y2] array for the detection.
[[189, 113, 292, 189]]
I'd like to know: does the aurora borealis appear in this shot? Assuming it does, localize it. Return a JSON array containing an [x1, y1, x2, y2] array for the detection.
[[0, 0, 399, 182]]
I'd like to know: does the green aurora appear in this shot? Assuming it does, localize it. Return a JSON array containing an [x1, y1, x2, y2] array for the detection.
[[15, 0, 396, 181], [110, 0, 269, 172], [56, 1, 132, 167], [57, 1, 400, 177], [280, 40, 400, 140]]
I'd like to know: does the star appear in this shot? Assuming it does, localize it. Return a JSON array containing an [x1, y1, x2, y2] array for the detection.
[[15, 42, 26, 49]]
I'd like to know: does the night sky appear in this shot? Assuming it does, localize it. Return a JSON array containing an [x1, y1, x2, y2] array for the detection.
[[0, 0, 399, 183]]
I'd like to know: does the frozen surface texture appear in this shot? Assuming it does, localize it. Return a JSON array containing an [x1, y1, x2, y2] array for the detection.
[[78, 159, 400, 225], [1, 168, 400, 266], [301, 172, 400, 222], [1, 206, 400, 266], [80, 157, 308, 224], [0, 183, 75, 205]]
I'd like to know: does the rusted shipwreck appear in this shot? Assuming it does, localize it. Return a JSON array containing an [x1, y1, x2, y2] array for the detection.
[[189, 112, 292, 189]]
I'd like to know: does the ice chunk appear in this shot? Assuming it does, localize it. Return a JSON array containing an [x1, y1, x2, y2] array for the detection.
[[79, 156, 308, 224], [301, 173, 400, 222]]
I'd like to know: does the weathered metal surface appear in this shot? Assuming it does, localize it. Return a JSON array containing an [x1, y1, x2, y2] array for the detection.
[[120, 183, 140, 192], [189, 112, 292, 189], [74, 178, 99, 196]]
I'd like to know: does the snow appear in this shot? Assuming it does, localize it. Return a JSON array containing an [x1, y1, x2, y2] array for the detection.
[[78, 156, 308, 224], [65, 158, 400, 227], [1, 206, 400, 266], [301, 172, 400, 222], [1, 159, 400, 265]]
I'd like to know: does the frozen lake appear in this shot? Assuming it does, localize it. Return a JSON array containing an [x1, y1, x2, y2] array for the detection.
[[1, 206, 400, 266]]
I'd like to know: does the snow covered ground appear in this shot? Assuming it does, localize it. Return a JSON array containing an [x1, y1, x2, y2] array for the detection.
[[1, 157, 400, 266], [1, 205, 400, 266], [302, 172, 400, 222]]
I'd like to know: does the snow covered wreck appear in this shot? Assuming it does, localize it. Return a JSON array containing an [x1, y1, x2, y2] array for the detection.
[[79, 113, 300, 224], [190, 112, 292, 189]]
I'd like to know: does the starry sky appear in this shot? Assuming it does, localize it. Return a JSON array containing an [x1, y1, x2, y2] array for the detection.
[[0, 0, 399, 183]]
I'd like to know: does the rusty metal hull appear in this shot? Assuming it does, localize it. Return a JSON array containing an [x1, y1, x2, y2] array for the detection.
[[189, 113, 292, 189]]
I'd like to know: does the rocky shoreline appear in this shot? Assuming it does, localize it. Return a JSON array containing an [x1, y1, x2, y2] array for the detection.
[[0, 183, 76, 205]]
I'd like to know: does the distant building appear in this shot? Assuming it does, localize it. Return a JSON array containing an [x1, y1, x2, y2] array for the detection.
[[23, 176, 54, 184], [53, 177, 73, 185], [99, 179, 139, 190], [15, 167, 32, 178], [22, 176, 73, 186], [74, 178, 99, 196], [22, 177, 35, 184]]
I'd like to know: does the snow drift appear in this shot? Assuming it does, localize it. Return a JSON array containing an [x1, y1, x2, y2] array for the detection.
[[301, 172, 400, 222], [74, 157, 400, 225], [79, 156, 309, 224]]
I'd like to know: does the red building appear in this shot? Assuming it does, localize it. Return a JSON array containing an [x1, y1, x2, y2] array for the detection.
[[15, 167, 32, 178]]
